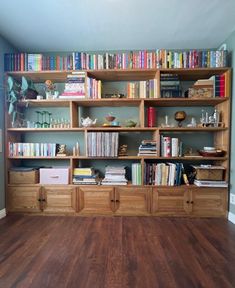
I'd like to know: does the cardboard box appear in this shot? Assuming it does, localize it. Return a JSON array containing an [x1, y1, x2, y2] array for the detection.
[[9, 170, 39, 184], [192, 166, 225, 181], [40, 168, 69, 184]]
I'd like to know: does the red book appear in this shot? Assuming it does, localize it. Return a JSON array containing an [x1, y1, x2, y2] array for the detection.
[[220, 74, 225, 97], [147, 107, 156, 127]]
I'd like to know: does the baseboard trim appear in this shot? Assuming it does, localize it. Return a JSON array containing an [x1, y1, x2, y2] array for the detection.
[[0, 208, 6, 219], [228, 212, 235, 224]]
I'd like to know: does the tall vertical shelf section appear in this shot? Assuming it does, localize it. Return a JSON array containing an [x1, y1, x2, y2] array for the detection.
[[5, 68, 231, 216]]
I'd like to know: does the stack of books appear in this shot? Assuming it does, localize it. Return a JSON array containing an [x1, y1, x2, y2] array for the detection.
[[59, 72, 86, 99], [73, 168, 99, 185], [102, 166, 127, 185], [138, 140, 157, 156], [194, 180, 228, 187], [160, 74, 181, 98]]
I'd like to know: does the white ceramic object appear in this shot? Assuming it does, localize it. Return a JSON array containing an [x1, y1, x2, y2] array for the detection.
[[80, 117, 97, 127]]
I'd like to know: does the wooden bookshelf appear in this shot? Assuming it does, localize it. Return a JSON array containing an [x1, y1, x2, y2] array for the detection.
[[5, 67, 231, 217]]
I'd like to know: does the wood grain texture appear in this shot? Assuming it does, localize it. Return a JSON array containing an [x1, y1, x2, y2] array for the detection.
[[1, 215, 235, 288]]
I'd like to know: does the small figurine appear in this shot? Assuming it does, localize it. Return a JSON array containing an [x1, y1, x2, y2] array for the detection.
[[56, 144, 67, 157], [118, 144, 128, 156]]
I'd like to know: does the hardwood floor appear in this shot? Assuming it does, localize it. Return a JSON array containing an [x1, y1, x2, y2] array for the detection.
[[0, 215, 235, 288]]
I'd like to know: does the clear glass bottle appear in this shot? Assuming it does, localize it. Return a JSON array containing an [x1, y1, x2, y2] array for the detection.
[[213, 109, 220, 127]]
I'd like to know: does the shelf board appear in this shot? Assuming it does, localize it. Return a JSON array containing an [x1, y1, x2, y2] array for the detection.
[[145, 97, 228, 107], [18, 97, 228, 108], [160, 67, 230, 80], [19, 98, 142, 107], [87, 68, 158, 81], [8, 156, 72, 160], [8, 156, 227, 161], [7, 67, 230, 82], [7, 128, 84, 132], [142, 156, 227, 161], [159, 127, 227, 132], [8, 126, 227, 133], [19, 99, 71, 107], [7, 70, 73, 83]]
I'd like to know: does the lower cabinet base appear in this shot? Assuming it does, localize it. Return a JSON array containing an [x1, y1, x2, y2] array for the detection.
[[7, 185, 228, 217]]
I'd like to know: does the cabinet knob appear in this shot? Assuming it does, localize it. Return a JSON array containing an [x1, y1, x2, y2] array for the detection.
[[186, 200, 189, 204], [116, 200, 120, 203], [38, 199, 41, 202], [41, 199, 46, 202], [111, 199, 115, 202], [191, 201, 194, 204]]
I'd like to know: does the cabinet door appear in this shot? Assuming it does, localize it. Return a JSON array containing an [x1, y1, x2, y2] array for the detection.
[[8, 186, 41, 212], [114, 187, 150, 215], [191, 188, 227, 217], [43, 186, 77, 214], [78, 186, 114, 215], [152, 187, 191, 216]]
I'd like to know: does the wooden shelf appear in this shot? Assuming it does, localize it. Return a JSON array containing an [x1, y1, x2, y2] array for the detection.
[[7, 67, 231, 83], [7, 127, 227, 133], [8, 156, 72, 160], [8, 156, 227, 161], [18, 97, 228, 108], [145, 98, 228, 107], [160, 67, 230, 80], [159, 127, 228, 132]]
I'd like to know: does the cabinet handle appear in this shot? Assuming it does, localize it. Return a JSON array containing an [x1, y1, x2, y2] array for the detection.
[[116, 200, 120, 203]]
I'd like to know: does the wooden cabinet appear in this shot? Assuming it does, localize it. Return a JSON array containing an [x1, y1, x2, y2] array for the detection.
[[77, 186, 150, 215], [152, 187, 227, 217], [152, 187, 190, 216], [190, 187, 227, 217], [115, 187, 150, 215], [78, 186, 114, 215], [42, 186, 76, 214], [8, 186, 41, 212]]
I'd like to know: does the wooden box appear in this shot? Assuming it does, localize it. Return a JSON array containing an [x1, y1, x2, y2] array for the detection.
[[9, 170, 39, 184], [188, 87, 213, 98], [192, 166, 224, 181]]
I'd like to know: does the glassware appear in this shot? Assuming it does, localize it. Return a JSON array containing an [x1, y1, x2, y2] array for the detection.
[[35, 111, 42, 128]]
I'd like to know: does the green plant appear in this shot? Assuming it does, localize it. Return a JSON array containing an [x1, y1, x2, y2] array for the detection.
[[7, 76, 38, 125]]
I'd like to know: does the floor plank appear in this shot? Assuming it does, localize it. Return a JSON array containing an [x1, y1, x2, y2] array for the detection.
[[0, 215, 235, 288]]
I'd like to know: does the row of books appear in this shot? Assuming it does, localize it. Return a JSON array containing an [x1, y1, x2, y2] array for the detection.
[[144, 162, 184, 186], [161, 136, 183, 157], [8, 142, 59, 157], [131, 163, 142, 185], [87, 132, 119, 157], [87, 77, 102, 99], [4, 49, 228, 72], [126, 79, 158, 98], [4, 53, 74, 72], [160, 74, 182, 98]]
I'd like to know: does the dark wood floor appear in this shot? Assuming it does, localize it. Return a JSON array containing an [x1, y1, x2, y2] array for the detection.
[[1, 216, 235, 288]]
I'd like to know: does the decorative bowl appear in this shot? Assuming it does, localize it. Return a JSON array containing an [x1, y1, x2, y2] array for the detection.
[[105, 115, 116, 122], [198, 149, 225, 157]]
